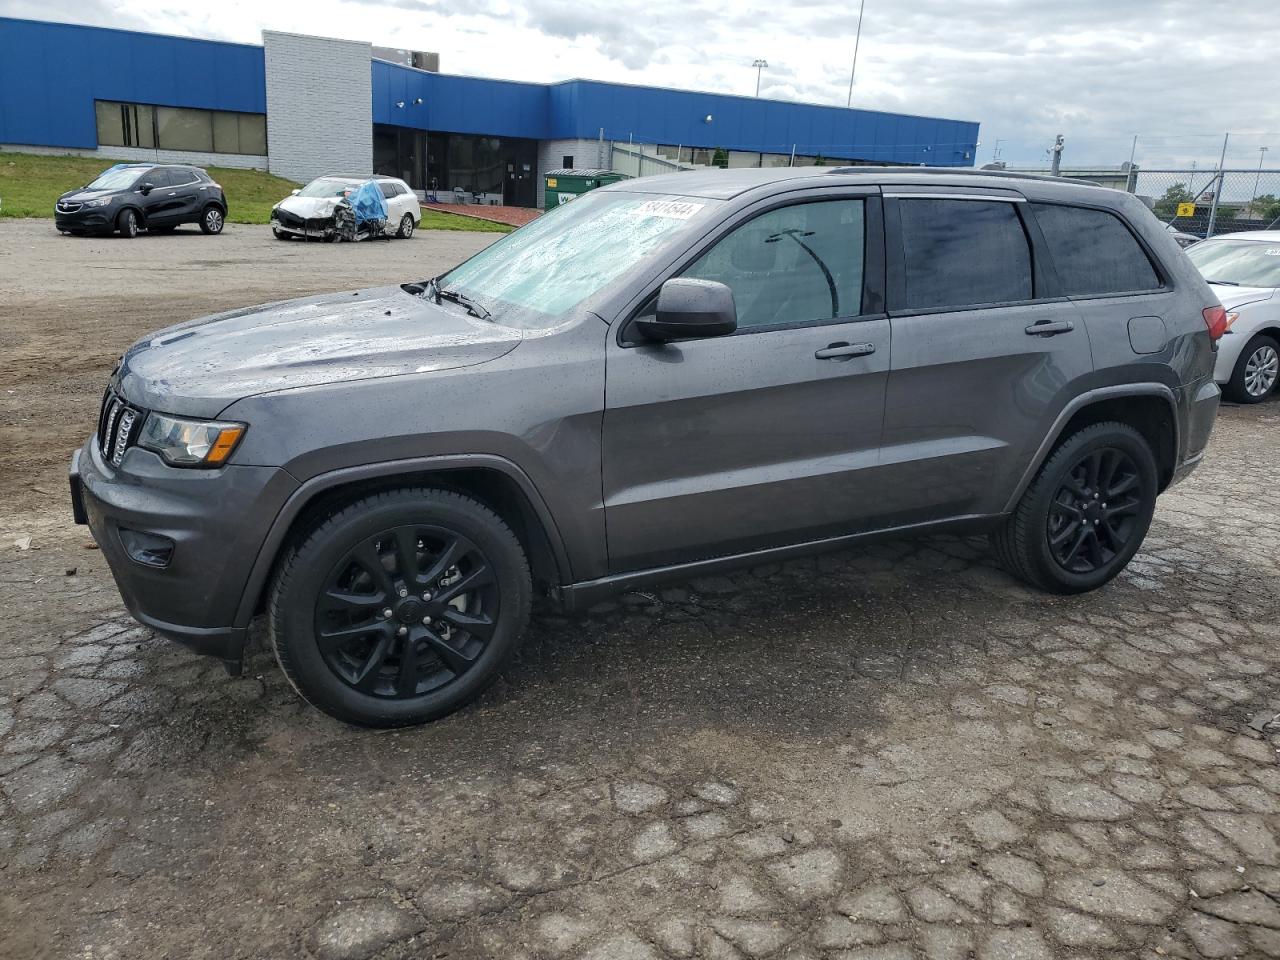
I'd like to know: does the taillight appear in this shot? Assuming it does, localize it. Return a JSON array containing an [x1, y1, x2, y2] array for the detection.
[[1202, 305, 1228, 342]]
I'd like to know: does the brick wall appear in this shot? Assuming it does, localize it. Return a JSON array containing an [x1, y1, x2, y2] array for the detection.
[[536, 137, 607, 208], [263, 31, 372, 184]]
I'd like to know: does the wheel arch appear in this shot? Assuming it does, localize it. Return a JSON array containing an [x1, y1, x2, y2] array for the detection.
[[1004, 385, 1179, 514], [234, 455, 571, 628], [117, 203, 145, 227]]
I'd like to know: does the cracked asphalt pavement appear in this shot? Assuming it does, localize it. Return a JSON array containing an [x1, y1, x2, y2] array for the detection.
[[3, 219, 1280, 960]]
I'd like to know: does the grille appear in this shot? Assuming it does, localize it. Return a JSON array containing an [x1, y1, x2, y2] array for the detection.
[[97, 388, 146, 467], [57, 201, 83, 213]]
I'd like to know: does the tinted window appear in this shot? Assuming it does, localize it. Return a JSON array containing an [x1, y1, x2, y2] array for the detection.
[[1032, 203, 1160, 296], [899, 199, 1032, 310], [144, 168, 172, 188], [378, 182, 396, 199], [168, 168, 198, 186], [683, 199, 866, 329]]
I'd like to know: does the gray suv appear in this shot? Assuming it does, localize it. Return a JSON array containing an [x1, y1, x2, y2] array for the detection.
[[70, 167, 1223, 727]]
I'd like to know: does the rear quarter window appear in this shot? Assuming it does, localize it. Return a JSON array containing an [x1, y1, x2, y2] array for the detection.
[[1031, 203, 1161, 296]]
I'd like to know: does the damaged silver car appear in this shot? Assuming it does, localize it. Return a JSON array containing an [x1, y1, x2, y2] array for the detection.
[[271, 175, 420, 241]]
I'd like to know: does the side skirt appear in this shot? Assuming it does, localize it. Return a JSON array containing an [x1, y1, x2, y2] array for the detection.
[[555, 513, 1002, 612]]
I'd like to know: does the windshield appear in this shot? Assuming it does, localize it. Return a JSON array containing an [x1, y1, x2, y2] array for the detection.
[[437, 190, 723, 328], [85, 166, 147, 191], [1187, 239, 1280, 288], [298, 179, 355, 198]]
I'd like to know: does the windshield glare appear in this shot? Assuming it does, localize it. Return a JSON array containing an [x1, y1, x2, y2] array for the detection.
[[86, 166, 146, 191], [299, 179, 355, 198], [1187, 239, 1280, 288], [438, 190, 723, 327]]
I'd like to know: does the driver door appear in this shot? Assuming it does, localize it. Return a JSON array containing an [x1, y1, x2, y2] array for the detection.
[[602, 190, 891, 573]]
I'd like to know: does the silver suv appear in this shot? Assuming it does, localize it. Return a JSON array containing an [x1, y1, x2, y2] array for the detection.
[[70, 167, 1223, 726]]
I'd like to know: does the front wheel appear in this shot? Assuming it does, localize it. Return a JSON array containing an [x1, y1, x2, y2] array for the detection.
[[992, 422, 1158, 594], [268, 488, 531, 727], [396, 213, 415, 239], [199, 205, 225, 235], [1226, 334, 1279, 404], [116, 208, 139, 238]]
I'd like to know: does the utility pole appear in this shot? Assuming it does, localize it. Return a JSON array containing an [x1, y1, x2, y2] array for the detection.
[[1049, 134, 1064, 176], [1206, 132, 1229, 239], [752, 59, 768, 97], [1251, 146, 1269, 210], [846, 0, 867, 107]]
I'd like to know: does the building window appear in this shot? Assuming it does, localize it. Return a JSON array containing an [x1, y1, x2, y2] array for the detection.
[[562, 155, 574, 169], [94, 100, 266, 156]]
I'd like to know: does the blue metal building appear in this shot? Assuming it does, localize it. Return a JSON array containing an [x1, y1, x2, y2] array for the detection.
[[0, 16, 981, 207]]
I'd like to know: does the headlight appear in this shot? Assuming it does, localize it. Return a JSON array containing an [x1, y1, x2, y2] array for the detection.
[[84, 197, 113, 208], [138, 413, 246, 467], [1225, 311, 1240, 331]]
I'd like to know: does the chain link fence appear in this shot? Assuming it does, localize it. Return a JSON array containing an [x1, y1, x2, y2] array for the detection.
[[1132, 168, 1280, 239]]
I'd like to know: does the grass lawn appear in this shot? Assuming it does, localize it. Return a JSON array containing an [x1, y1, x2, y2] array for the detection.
[[0, 152, 511, 232]]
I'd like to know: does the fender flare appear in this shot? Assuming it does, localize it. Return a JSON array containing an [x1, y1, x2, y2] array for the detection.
[[1002, 383, 1179, 515], [231, 453, 572, 628]]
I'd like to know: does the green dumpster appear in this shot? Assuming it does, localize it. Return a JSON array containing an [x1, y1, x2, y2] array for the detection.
[[543, 168, 629, 211]]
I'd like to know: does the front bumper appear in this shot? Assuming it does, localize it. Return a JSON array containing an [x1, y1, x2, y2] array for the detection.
[[271, 215, 335, 240], [70, 439, 298, 667], [55, 208, 114, 233]]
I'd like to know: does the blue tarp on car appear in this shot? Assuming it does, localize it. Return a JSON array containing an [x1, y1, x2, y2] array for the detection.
[[350, 180, 388, 226]]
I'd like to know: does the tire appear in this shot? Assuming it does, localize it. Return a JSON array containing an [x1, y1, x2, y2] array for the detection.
[[199, 205, 225, 235], [1225, 334, 1279, 404], [117, 208, 139, 238], [992, 421, 1158, 594], [396, 213, 415, 239], [272, 227, 290, 241], [268, 487, 531, 727]]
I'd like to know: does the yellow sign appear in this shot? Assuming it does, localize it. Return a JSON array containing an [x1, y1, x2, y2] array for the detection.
[[1176, 202, 1196, 218], [546, 177, 558, 188]]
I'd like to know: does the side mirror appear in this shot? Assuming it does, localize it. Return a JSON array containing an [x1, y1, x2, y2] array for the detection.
[[635, 278, 737, 342], [290, 189, 300, 196], [139, 182, 155, 195]]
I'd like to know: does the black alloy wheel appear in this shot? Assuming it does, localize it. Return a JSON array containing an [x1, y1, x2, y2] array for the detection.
[[992, 421, 1157, 594], [269, 487, 531, 727], [1046, 447, 1143, 574], [315, 525, 497, 699]]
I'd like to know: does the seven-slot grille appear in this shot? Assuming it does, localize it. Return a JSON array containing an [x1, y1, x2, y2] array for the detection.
[[97, 388, 145, 467]]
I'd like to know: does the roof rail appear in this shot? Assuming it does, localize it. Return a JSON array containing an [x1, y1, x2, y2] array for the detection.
[[825, 165, 1102, 188]]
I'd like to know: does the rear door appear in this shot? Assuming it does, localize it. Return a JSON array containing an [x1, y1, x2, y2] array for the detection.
[[602, 189, 891, 572], [877, 191, 1094, 523], [165, 167, 203, 222]]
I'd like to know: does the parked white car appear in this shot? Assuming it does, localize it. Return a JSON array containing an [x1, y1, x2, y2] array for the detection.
[[270, 175, 420, 241], [1186, 231, 1280, 403]]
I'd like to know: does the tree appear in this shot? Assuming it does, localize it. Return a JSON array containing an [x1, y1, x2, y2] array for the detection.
[[1251, 194, 1280, 223], [1154, 182, 1193, 220], [814, 154, 827, 166], [712, 147, 728, 169]]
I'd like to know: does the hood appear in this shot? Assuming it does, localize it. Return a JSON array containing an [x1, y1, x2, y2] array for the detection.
[[1209, 282, 1276, 311], [116, 285, 521, 417], [276, 195, 345, 219], [59, 187, 122, 203]]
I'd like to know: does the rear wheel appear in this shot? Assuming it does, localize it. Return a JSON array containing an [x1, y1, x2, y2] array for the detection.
[[116, 208, 139, 238], [199, 205, 224, 235], [268, 488, 531, 727], [993, 422, 1157, 594], [396, 214, 415, 239], [1226, 334, 1279, 404]]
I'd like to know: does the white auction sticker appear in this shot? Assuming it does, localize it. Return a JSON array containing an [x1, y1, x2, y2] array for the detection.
[[630, 199, 705, 219]]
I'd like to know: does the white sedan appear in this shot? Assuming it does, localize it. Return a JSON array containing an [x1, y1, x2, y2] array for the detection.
[[270, 175, 421, 241], [1186, 231, 1280, 403]]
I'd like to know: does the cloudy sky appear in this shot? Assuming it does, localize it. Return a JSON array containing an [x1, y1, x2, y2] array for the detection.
[[4, 0, 1277, 169]]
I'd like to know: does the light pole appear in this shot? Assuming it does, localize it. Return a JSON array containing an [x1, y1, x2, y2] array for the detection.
[[1251, 145, 1269, 210], [846, 0, 867, 107], [752, 59, 768, 97]]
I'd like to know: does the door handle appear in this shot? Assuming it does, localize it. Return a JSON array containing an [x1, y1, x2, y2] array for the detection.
[[167, 191, 177, 196], [815, 342, 876, 360], [1025, 320, 1074, 336]]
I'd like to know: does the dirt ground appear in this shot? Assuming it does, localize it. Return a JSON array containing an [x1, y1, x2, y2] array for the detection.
[[2, 217, 1280, 960]]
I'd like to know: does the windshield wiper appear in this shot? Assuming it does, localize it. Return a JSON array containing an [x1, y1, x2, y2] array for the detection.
[[436, 285, 492, 321]]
